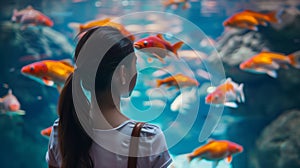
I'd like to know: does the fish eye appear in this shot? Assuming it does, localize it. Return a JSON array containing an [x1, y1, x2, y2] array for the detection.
[[143, 41, 148, 46], [30, 66, 34, 71]]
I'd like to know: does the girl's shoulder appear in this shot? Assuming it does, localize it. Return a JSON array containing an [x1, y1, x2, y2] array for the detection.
[[123, 120, 163, 137]]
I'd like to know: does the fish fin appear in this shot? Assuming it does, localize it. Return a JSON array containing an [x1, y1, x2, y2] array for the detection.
[[249, 25, 258, 31], [225, 77, 232, 83], [261, 48, 271, 53], [259, 20, 268, 26], [207, 138, 216, 144], [182, 2, 191, 9], [266, 9, 283, 23], [156, 80, 162, 87], [266, 70, 277, 78], [68, 22, 81, 35], [238, 83, 245, 103], [212, 161, 219, 168], [162, 0, 172, 7], [60, 59, 74, 67], [57, 85, 62, 93], [172, 41, 184, 56], [226, 155, 233, 163], [26, 5, 33, 10], [42, 78, 54, 86], [152, 53, 165, 63], [6, 110, 25, 116], [8, 89, 12, 95], [224, 102, 238, 108], [147, 57, 153, 63], [186, 155, 192, 163], [15, 110, 25, 115], [156, 34, 164, 40], [243, 9, 255, 13], [288, 51, 300, 69]]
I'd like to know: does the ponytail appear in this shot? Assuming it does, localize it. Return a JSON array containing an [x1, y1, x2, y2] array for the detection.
[[58, 74, 94, 168], [57, 26, 134, 168]]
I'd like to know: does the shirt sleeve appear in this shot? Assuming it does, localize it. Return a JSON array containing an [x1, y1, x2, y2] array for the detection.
[[150, 127, 172, 168], [137, 124, 172, 168], [45, 119, 60, 167]]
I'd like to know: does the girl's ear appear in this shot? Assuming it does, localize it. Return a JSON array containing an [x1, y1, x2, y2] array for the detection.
[[120, 65, 126, 85]]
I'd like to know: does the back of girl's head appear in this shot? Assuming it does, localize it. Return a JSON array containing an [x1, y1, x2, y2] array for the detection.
[[75, 26, 134, 92], [58, 26, 134, 168]]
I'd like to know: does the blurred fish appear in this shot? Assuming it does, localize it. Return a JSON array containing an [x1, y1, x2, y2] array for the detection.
[[21, 59, 74, 89], [163, 0, 191, 10], [41, 126, 52, 137], [72, 0, 87, 3], [68, 18, 135, 41], [205, 78, 244, 108], [177, 50, 208, 60], [223, 9, 282, 31], [19, 54, 50, 62], [143, 99, 166, 108], [239, 51, 300, 78], [11, 5, 53, 29], [170, 88, 197, 113], [0, 89, 25, 116], [187, 139, 243, 167], [134, 34, 184, 63], [242, 9, 282, 24], [157, 74, 199, 89], [223, 14, 261, 31]]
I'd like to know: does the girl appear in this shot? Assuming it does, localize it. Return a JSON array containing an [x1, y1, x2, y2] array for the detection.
[[46, 26, 172, 168]]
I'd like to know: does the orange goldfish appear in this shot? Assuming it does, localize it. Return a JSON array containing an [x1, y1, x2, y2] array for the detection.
[[239, 51, 300, 78], [11, 6, 53, 28], [223, 9, 282, 31], [68, 18, 135, 41], [21, 59, 74, 88], [187, 140, 243, 166], [0, 89, 25, 116], [156, 74, 199, 89], [205, 78, 244, 108], [134, 34, 184, 63], [163, 0, 191, 10], [41, 126, 52, 137]]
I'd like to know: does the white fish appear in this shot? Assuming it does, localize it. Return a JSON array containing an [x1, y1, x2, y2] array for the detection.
[[0, 89, 25, 116]]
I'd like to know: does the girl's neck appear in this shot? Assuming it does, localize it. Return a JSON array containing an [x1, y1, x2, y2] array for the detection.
[[91, 90, 129, 130]]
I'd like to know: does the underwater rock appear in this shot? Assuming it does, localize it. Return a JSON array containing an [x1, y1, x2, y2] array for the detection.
[[252, 110, 300, 168], [209, 7, 300, 168], [0, 21, 73, 168], [208, 8, 300, 117]]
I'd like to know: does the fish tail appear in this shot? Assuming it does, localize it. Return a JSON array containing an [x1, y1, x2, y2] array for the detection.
[[11, 9, 18, 22], [266, 9, 283, 23], [186, 154, 194, 163], [163, 0, 173, 7], [288, 51, 300, 69], [68, 22, 81, 36], [172, 41, 184, 57]]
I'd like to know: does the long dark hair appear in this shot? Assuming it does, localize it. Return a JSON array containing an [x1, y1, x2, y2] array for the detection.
[[58, 26, 134, 168]]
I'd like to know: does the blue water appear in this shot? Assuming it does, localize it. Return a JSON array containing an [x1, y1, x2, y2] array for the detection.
[[1, 0, 300, 168]]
